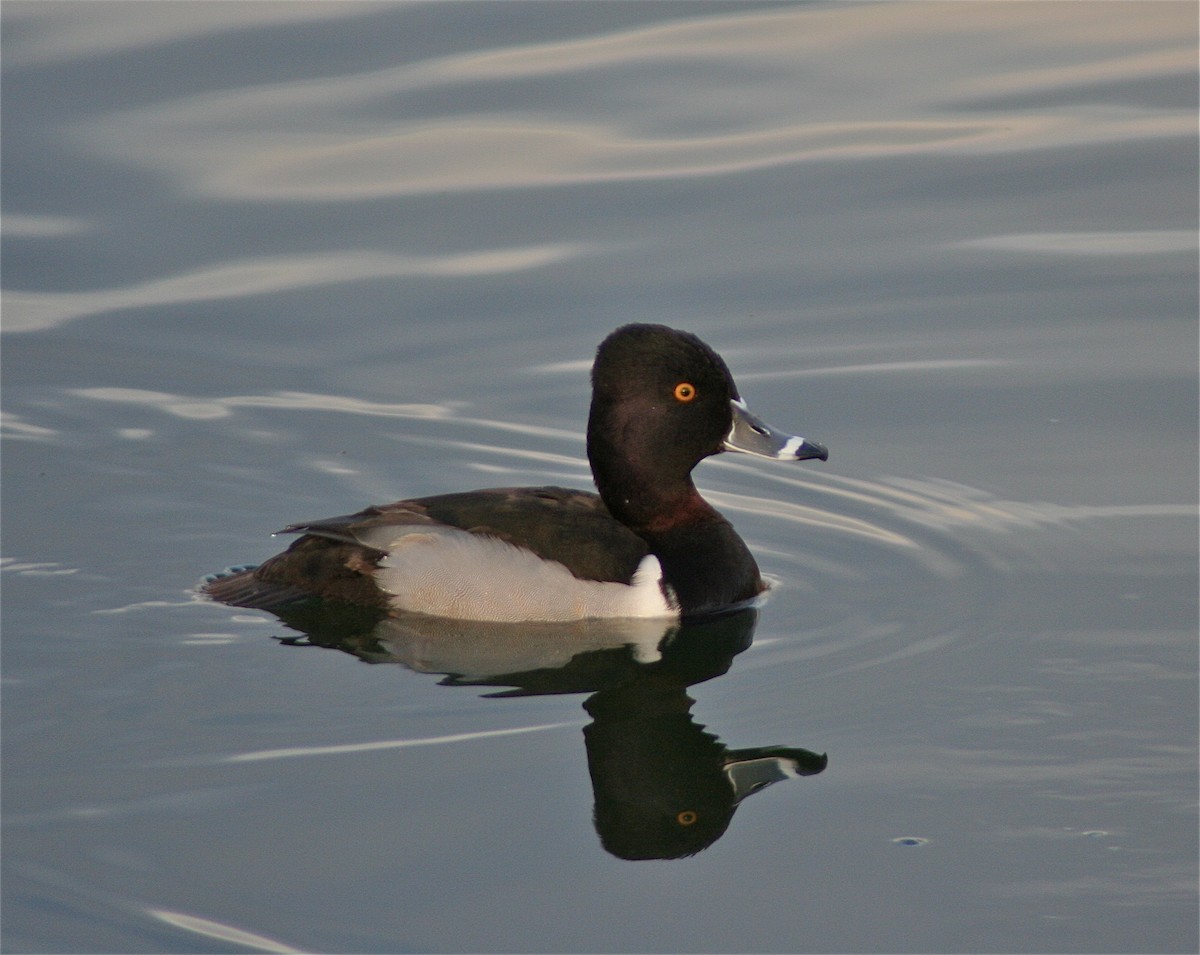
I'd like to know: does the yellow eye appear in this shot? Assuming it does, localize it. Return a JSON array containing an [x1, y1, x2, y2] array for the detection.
[[673, 382, 697, 402], [676, 810, 698, 826]]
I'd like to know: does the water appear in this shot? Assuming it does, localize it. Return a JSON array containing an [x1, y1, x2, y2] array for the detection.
[[3, 3, 1197, 953]]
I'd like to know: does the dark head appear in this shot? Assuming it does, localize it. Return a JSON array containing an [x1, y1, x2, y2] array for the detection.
[[589, 324, 741, 481], [586, 325, 827, 523]]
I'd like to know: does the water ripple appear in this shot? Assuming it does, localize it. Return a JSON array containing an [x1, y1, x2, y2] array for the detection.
[[4, 245, 589, 334], [952, 230, 1198, 256], [51, 4, 1190, 202], [714, 459, 1196, 580], [225, 722, 579, 764], [146, 908, 306, 955]]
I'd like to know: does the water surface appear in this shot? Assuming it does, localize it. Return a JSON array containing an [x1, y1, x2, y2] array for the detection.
[[3, 3, 1197, 953]]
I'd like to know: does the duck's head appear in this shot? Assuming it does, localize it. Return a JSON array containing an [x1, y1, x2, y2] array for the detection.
[[586, 324, 827, 502]]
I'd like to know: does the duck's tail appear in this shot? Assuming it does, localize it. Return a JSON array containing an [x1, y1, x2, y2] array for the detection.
[[200, 565, 312, 611]]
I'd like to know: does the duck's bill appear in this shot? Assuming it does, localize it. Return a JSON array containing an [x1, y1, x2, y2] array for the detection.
[[724, 399, 829, 462]]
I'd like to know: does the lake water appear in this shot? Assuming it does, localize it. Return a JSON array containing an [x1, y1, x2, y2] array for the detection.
[[2, 3, 1197, 953]]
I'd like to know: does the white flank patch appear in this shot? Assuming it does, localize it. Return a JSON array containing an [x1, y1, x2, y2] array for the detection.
[[373, 528, 676, 622]]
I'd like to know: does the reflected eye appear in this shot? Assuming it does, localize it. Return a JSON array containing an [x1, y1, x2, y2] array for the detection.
[[673, 382, 697, 402], [676, 810, 698, 826]]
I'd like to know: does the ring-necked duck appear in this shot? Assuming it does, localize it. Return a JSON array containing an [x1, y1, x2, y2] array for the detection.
[[203, 323, 827, 621]]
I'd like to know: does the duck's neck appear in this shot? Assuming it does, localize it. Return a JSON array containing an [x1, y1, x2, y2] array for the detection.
[[588, 438, 763, 612], [587, 424, 711, 533], [600, 472, 714, 535]]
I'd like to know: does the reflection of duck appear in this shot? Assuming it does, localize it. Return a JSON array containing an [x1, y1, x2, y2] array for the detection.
[[204, 324, 826, 621], [585, 686, 827, 861], [271, 606, 827, 861]]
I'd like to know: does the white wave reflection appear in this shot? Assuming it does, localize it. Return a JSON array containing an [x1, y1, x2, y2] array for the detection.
[[528, 358, 594, 375], [713, 462, 1196, 577], [953, 230, 1198, 256], [734, 466, 1197, 538], [3, 245, 586, 334], [93, 597, 210, 615], [63, 4, 1191, 202], [738, 359, 1008, 382], [146, 908, 305, 955], [875, 476, 1197, 534], [73, 387, 456, 422], [226, 721, 577, 763], [2, 213, 94, 238], [415, 438, 585, 473], [707, 489, 918, 550], [193, 117, 1025, 200], [0, 557, 79, 577], [0, 412, 59, 442], [4, 1, 369, 66], [70, 386, 586, 449]]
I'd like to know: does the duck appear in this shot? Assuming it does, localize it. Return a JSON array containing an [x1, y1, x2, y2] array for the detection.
[[202, 323, 828, 621]]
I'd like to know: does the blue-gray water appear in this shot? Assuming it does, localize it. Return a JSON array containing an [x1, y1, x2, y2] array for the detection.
[[2, 3, 1197, 953]]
